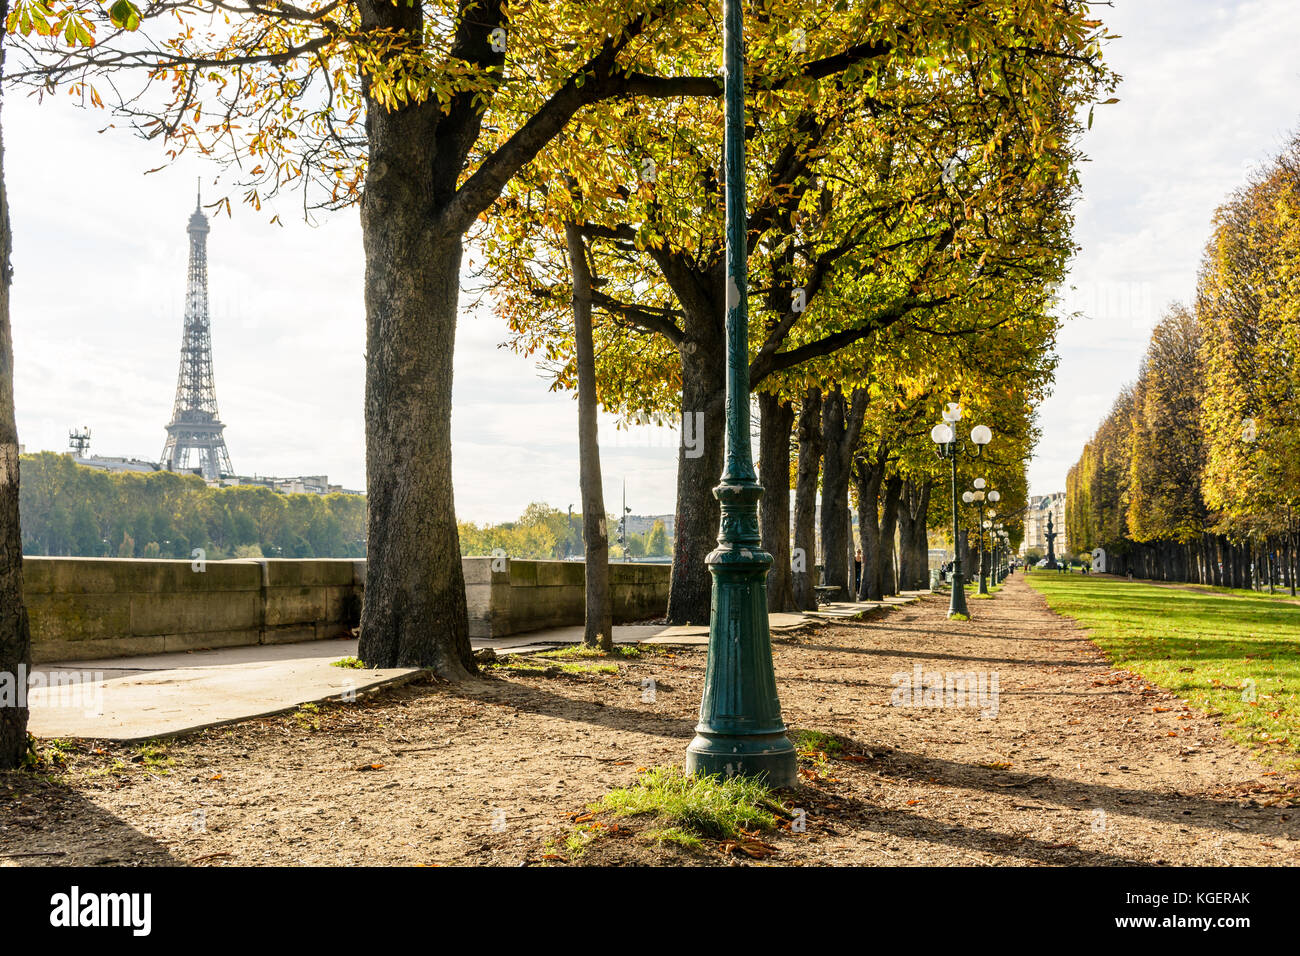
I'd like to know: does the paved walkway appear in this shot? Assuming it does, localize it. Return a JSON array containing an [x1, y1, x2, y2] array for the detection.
[[28, 592, 927, 742]]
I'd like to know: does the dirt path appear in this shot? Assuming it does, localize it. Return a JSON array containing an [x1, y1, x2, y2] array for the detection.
[[2, 575, 1296, 866]]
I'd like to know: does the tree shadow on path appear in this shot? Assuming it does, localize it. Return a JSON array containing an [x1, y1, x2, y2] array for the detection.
[[834, 738, 1293, 841], [0, 771, 182, 866], [443, 677, 697, 742], [802, 787, 1151, 865]]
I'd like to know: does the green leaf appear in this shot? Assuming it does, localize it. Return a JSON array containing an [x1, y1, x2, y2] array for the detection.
[[108, 0, 141, 31]]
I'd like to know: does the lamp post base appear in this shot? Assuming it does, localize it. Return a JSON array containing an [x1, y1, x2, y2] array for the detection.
[[684, 481, 797, 790], [685, 731, 797, 788]]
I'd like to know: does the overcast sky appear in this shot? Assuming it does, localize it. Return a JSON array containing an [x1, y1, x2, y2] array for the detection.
[[7, 0, 1300, 523], [1037, 0, 1300, 497]]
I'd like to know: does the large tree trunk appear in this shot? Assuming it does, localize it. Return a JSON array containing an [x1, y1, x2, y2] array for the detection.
[[758, 391, 795, 612], [356, 6, 472, 674], [566, 224, 612, 649], [897, 481, 915, 591], [820, 391, 850, 599], [791, 388, 822, 610], [911, 480, 932, 590], [0, 14, 31, 767], [897, 479, 931, 591], [665, 315, 725, 625], [819, 388, 866, 600], [852, 455, 884, 601], [358, 226, 472, 675], [878, 474, 903, 597]]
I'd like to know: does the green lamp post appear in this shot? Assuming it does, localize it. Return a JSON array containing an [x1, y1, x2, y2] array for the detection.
[[987, 493, 1001, 584], [930, 403, 992, 618], [989, 524, 1002, 583], [960, 485, 978, 594], [961, 479, 999, 595], [684, 0, 796, 788]]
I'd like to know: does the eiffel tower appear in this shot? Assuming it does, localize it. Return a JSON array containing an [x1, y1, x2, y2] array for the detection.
[[161, 184, 234, 480]]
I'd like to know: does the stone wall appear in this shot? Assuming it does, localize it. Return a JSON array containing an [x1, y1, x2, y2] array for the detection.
[[24, 557, 365, 663], [461, 557, 670, 639], [24, 556, 670, 662]]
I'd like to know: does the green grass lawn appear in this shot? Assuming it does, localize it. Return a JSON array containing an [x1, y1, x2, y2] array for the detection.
[[1160, 582, 1300, 604], [1027, 571, 1300, 770]]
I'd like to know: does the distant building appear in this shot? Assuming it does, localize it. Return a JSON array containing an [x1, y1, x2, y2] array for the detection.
[[221, 474, 363, 496], [1022, 492, 1066, 554], [67, 446, 360, 496], [623, 514, 674, 537], [65, 429, 162, 475], [74, 455, 162, 475]]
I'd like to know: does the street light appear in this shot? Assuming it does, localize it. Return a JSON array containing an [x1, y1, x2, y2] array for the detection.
[[989, 526, 999, 584], [987, 521, 1001, 583], [982, 489, 1000, 592], [974, 505, 987, 594], [993, 522, 1003, 582], [962, 480, 997, 594], [684, 0, 796, 788], [931, 403, 992, 618]]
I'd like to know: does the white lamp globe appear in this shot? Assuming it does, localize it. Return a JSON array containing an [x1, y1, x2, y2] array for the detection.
[[988, 490, 1001, 503], [962, 491, 974, 504], [942, 402, 963, 423], [970, 424, 992, 446], [930, 423, 954, 444], [973, 478, 986, 489]]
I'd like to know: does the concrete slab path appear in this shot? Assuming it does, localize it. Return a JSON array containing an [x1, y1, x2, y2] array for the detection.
[[28, 592, 928, 742]]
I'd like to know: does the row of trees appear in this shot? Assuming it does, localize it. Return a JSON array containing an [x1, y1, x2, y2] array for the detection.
[[0, 1, 1114, 766], [1066, 129, 1300, 591], [482, 3, 1110, 625], [17, 452, 367, 559], [457, 503, 670, 560], [15, 452, 667, 563]]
